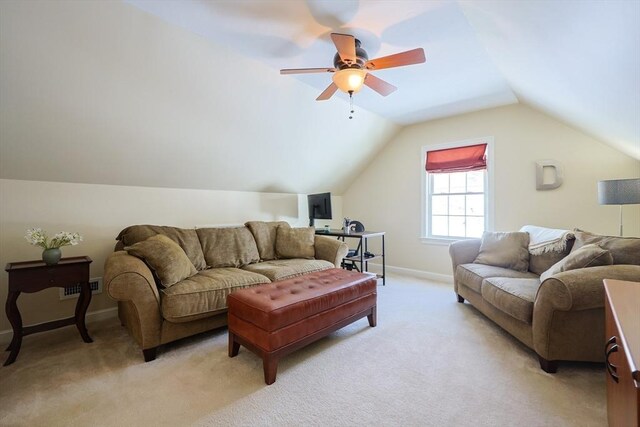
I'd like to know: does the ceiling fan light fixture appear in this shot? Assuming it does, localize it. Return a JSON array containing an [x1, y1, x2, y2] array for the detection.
[[332, 69, 367, 93]]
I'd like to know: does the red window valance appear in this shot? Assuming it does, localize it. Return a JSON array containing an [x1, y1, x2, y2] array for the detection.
[[425, 143, 487, 173]]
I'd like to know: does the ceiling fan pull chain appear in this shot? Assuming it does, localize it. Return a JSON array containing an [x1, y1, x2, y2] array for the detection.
[[349, 91, 354, 119]]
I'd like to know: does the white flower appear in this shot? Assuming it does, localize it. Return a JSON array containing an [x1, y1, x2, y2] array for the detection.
[[25, 228, 83, 249]]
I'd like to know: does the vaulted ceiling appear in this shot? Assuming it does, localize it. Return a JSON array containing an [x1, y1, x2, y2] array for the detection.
[[128, 0, 640, 159], [1, 1, 638, 197]]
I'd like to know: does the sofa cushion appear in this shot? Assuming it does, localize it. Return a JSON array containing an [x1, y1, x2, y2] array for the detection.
[[245, 221, 290, 261], [456, 263, 539, 294], [521, 224, 576, 275], [117, 225, 207, 270], [242, 259, 334, 282], [125, 234, 197, 288], [160, 268, 270, 323], [474, 231, 530, 272], [540, 243, 614, 282], [481, 277, 541, 324], [196, 226, 261, 268], [276, 226, 315, 259], [572, 229, 640, 265], [528, 245, 573, 276]]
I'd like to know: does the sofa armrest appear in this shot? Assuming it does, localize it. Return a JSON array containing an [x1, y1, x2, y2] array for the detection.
[[314, 236, 349, 267], [532, 265, 640, 362], [535, 265, 640, 312], [449, 238, 481, 293], [449, 239, 481, 269], [104, 251, 163, 349]]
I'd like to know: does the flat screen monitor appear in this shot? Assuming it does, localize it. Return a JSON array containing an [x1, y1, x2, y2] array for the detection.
[[307, 192, 332, 226]]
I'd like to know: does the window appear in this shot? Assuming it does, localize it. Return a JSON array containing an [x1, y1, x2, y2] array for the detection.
[[422, 138, 494, 242], [429, 171, 485, 238]]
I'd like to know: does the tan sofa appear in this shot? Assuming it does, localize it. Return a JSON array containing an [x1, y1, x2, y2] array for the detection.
[[104, 221, 348, 361], [449, 230, 640, 373]]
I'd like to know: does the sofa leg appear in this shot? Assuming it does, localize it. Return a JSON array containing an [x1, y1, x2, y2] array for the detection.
[[457, 294, 465, 303], [142, 347, 158, 362], [538, 356, 558, 373]]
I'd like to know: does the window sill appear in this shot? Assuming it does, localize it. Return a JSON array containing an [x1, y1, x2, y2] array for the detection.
[[419, 237, 459, 246]]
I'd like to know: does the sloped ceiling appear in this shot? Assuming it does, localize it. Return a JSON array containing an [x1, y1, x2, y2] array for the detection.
[[0, 1, 398, 195], [1, 1, 638, 198], [128, 0, 640, 159], [459, 0, 640, 159], [126, 0, 519, 126]]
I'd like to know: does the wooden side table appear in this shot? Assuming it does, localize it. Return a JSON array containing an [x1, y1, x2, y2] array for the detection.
[[604, 279, 640, 426], [4, 256, 93, 366]]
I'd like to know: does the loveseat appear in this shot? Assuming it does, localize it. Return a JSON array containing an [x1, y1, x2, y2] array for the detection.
[[449, 228, 640, 373], [104, 221, 348, 361]]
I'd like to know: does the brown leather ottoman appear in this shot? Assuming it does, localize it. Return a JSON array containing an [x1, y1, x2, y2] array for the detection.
[[227, 268, 377, 384]]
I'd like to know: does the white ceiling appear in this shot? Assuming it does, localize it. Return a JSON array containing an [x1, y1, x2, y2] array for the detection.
[[1, 0, 637, 198], [127, 0, 640, 159], [0, 0, 398, 195]]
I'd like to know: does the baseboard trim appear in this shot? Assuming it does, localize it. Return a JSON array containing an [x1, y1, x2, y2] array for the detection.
[[0, 306, 118, 345], [387, 265, 453, 283], [364, 263, 453, 284]]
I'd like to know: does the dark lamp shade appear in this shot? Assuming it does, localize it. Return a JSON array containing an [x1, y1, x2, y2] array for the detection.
[[598, 178, 640, 205]]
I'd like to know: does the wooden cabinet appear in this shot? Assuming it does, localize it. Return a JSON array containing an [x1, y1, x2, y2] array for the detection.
[[604, 279, 640, 427]]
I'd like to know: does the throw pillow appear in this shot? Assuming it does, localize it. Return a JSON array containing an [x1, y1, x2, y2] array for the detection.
[[196, 226, 261, 268], [474, 231, 530, 272], [276, 226, 315, 259], [117, 225, 207, 270], [245, 221, 291, 261], [125, 234, 197, 287], [528, 242, 574, 276], [519, 225, 575, 275], [572, 229, 640, 266], [540, 243, 614, 282]]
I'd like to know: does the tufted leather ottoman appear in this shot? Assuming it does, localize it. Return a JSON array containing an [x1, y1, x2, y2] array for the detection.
[[227, 268, 377, 384]]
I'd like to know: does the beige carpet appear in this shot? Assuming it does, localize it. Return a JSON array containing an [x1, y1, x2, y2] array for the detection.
[[0, 274, 606, 426]]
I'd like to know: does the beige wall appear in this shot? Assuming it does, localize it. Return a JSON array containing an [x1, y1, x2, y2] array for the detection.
[[0, 179, 343, 334], [0, 0, 398, 195], [342, 104, 640, 276]]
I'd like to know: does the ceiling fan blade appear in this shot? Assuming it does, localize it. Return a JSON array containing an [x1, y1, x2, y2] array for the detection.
[[280, 67, 335, 75], [331, 33, 356, 63], [364, 74, 397, 97], [365, 48, 426, 71], [316, 83, 338, 101]]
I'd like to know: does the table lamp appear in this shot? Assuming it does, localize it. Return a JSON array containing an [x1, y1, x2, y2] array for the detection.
[[597, 178, 640, 236]]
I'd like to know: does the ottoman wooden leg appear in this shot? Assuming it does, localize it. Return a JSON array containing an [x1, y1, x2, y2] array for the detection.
[[263, 355, 278, 385], [228, 331, 240, 357], [367, 306, 377, 327]]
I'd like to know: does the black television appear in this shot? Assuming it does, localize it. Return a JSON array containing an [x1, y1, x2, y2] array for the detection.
[[307, 192, 332, 227]]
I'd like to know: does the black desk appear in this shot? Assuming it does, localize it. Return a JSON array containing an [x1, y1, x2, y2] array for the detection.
[[316, 229, 385, 285]]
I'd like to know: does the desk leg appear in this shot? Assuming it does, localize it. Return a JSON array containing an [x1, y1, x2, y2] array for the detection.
[[4, 291, 22, 366], [382, 234, 386, 286], [364, 237, 368, 273], [75, 282, 93, 343]]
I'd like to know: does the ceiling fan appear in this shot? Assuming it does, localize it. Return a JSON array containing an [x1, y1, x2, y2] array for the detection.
[[280, 33, 426, 102]]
